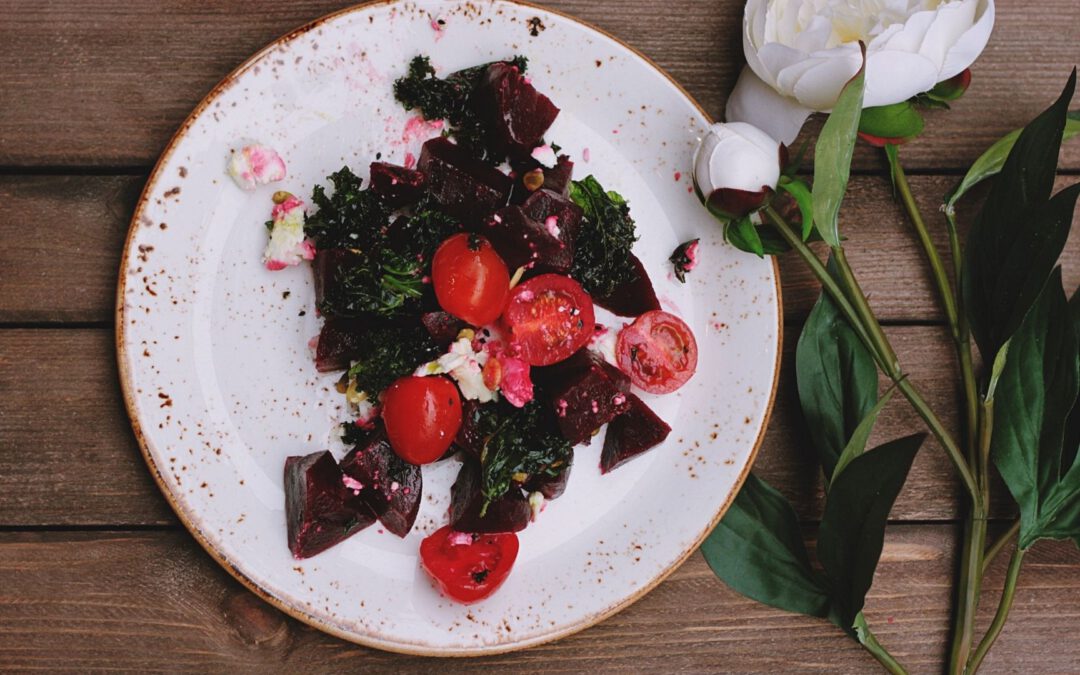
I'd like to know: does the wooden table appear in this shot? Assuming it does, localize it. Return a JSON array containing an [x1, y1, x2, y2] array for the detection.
[[3, 1, 1080, 671]]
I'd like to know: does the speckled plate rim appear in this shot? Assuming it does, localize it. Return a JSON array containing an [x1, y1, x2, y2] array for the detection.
[[116, 0, 782, 657]]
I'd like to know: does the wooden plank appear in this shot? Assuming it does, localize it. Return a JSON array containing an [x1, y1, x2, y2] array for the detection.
[[0, 526, 1077, 671], [0, 326, 1015, 526], [4, 174, 1079, 324], [0, 0, 1078, 170]]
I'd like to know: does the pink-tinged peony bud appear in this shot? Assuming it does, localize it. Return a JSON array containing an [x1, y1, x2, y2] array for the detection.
[[693, 122, 781, 220], [227, 144, 287, 190]]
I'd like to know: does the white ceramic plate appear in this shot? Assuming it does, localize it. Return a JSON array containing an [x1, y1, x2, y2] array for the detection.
[[117, 0, 781, 655]]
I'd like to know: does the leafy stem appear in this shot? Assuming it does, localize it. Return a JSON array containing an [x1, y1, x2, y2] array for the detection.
[[967, 546, 1026, 673], [762, 205, 979, 503], [982, 521, 1020, 573], [855, 613, 908, 675]]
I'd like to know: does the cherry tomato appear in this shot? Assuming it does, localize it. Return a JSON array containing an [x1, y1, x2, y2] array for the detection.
[[615, 310, 698, 394], [504, 274, 595, 366], [381, 376, 462, 464], [420, 525, 519, 604], [432, 233, 510, 326]]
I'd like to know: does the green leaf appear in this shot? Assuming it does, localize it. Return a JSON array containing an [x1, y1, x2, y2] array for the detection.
[[858, 101, 925, 141], [833, 387, 895, 481], [701, 473, 831, 617], [778, 178, 814, 240], [817, 434, 925, 631], [729, 216, 764, 257], [796, 260, 879, 479], [945, 111, 1080, 209], [962, 70, 1078, 363], [812, 48, 866, 248], [884, 143, 900, 194], [991, 268, 1080, 549]]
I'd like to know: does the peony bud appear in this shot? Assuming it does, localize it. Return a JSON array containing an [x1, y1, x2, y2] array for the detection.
[[693, 122, 782, 220]]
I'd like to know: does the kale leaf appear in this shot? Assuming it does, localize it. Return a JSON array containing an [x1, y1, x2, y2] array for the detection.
[[319, 248, 425, 319], [304, 167, 391, 251], [479, 400, 572, 509], [569, 176, 640, 298], [346, 325, 439, 395], [393, 54, 528, 163]]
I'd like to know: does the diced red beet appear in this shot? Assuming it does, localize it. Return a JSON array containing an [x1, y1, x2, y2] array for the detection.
[[418, 137, 512, 220], [313, 248, 357, 311], [521, 188, 582, 255], [534, 349, 631, 445], [339, 424, 422, 538], [483, 205, 570, 274], [476, 62, 560, 154], [594, 254, 661, 317], [450, 459, 531, 533], [315, 318, 369, 372], [600, 394, 672, 473], [369, 162, 426, 208], [421, 311, 467, 346], [284, 451, 375, 559], [523, 451, 573, 500], [454, 399, 486, 460], [508, 154, 573, 204], [542, 155, 574, 196]]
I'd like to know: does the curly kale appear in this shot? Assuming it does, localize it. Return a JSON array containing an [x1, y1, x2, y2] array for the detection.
[[346, 325, 439, 396], [319, 247, 425, 319], [569, 176, 640, 298], [387, 197, 461, 262], [304, 167, 391, 251], [478, 400, 572, 511], [393, 54, 528, 163]]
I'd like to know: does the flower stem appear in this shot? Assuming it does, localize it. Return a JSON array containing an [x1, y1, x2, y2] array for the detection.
[[983, 521, 1020, 573], [967, 546, 1026, 672], [858, 621, 909, 675], [762, 205, 979, 503]]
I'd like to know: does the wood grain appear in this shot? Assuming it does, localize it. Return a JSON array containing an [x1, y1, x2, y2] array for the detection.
[[0, 1, 1078, 170], [1, 526, 1078, 673], [0, 325, 1018, 527], [3, 174, 1078, 324]]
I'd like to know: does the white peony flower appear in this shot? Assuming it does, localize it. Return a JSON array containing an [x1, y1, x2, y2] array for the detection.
[[693, 122, 783, 219], [727, 0, 995, 144]]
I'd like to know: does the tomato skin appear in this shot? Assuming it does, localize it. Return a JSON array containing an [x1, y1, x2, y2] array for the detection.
[[432, 233, 510, 327], [615, 310, 698, 394], [504, 274, 595, 366], [381, 376, 463, 465], [420, 526, 519, 604]]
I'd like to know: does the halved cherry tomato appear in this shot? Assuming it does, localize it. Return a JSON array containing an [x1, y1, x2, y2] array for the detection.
[[504, 274, 595, 366], [615, 310, 698, 394], [420, 526, 519, 604], [381, 376, 462, 464], [432, 233, 510, 326]]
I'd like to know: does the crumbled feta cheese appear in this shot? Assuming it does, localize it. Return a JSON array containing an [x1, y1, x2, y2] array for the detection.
[[529, 491, 545, 521], [544, 215, 561, 238], [415, 337, 496, 402], [530, 144, 558, 168], [497, 354, 533, 407], [342, 475, 364, 495], [227, 144, 286, 190], [590, 324, 619, 365], [263, 194, 315, 271]]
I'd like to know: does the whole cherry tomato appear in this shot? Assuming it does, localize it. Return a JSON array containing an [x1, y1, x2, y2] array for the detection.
[[432, 233, 510, 326], [504, 274, 595, 366], [615, 310, 697, 394], [381, 376, 462, 464], [420, 525, 519, 604]]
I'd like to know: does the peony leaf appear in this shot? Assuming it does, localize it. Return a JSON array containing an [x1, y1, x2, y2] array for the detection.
[[858, 101, 924, 142], [945, 112, 1080, 210], [796, 258, 879, 479], [812, 46, 866, 248], [701, 473, 831, 618], [832, 387, 895, 482], [991, 268, 1080, 549], [962, 70, 1079, 364], [817, 434, 924, 632]]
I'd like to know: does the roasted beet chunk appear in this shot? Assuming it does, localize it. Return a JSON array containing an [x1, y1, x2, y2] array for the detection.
[[522, 189, 582, 254], [455, 399, 487, 460], [600, 394, 672, 473], [418, 137, 512, 219], [476, 62, 560, 153], [594, 254, 661, 317], [542, 155, 574, 196], [421, 310, 467, 346], [483, 205, 569, 274], [535, 349, 631, 444], [314, 318, 370, 372], [450, 459, 531, 533], [339, 425, 422, 538], [313, 248, 356, 311], [284, 451, 374, 559], [524, 451, 573, 500], [369, 162, 426, 208]]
